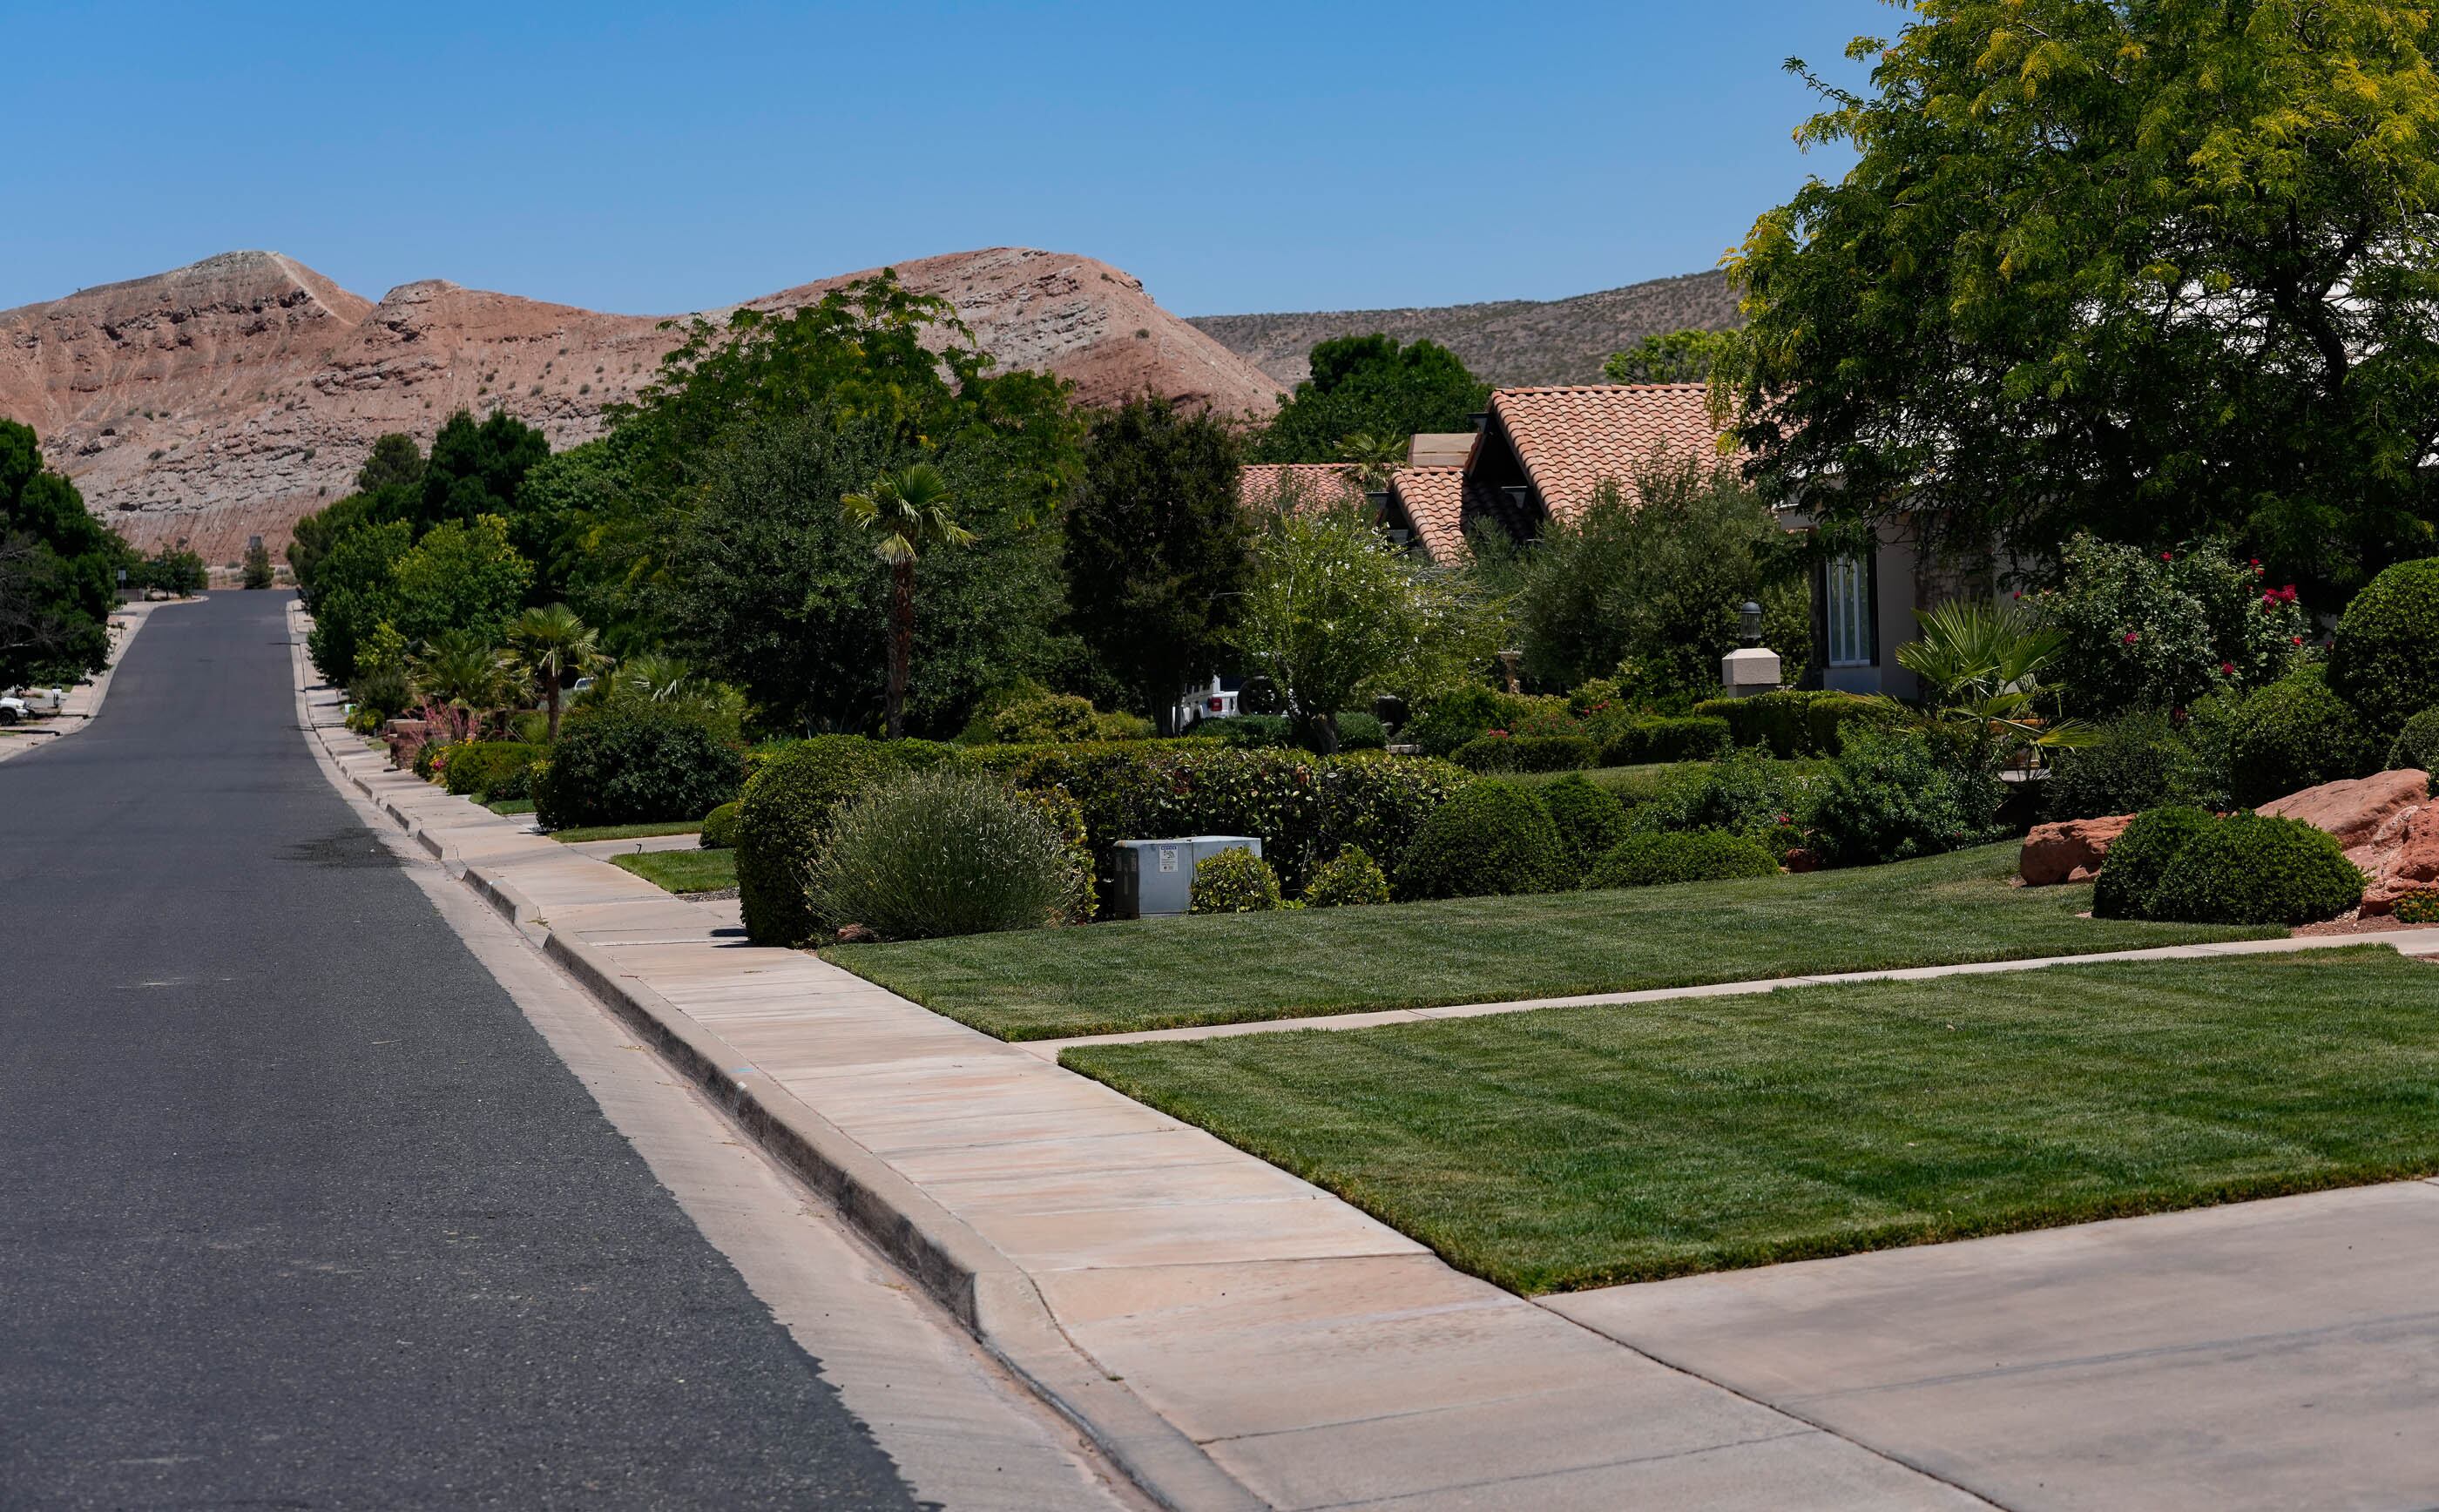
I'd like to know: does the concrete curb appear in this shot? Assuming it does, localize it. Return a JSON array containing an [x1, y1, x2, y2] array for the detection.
[[284, 607, 1259, 1512]]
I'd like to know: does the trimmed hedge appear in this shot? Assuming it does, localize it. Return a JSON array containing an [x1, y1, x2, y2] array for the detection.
[[1190, 847, 1283, 914], [699, 800, 740, 849], [531, 708, 742, 831], [2091, 806, 2219, 920], [962, 743, 1466, 906], [1599, 715, 1731, 766], [1692, 690, 1907, 759], [1395, 780, 1565, 900], [1449, 732, 1597, 773], [2147, 813, 2365, 926], [1538, 773, 1631, 877], [2226, 667, 2375, 807], [1189, 712, 1388, 751], [1304, 846, 1391, 908], [2388, 706, 2439, 776], [734, 735, 950, 946], [1585, 830, 1779, 890], [443, 740, 544, 799], [2330, 557, 2439, 738]]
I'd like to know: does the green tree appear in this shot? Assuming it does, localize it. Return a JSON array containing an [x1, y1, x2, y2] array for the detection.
[[355, 433, 427, 494], [136, 546, 206, 597], [656, 412, 1064, 737], [409, 628, 517, 719], [302, 518, 413, 684], [842, 463, 974, 740], [1231, 495, 1461, 753], [241, 539, 274, 590], [1512, 452, 1806, 699], [386, 515, 533, 648], [1721, 0, 2439, 599], [1250, 335, 1490, 463], [1603, 328, 1736, 385], [0, 421, 132, 685], [510, 602, 609, 742], [1062, 397, 1253, 729], [415, 409, 549, 532]]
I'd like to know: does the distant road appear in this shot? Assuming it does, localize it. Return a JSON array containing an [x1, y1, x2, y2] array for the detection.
[[0, 591, 915, 1508]]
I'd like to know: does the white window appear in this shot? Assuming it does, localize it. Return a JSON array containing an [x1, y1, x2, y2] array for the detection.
[[1825, 555, 1875, 668]]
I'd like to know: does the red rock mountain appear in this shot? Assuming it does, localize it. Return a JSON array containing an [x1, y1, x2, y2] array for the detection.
[[0, 248, 1286, 562]]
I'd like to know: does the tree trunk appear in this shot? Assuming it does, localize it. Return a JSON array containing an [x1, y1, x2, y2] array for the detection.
[[887, 561, 914, 740], [1300, 708, 1340, 755], [545, 678, 562, 744]]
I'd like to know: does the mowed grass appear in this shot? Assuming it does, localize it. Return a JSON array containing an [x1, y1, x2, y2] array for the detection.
[[1064, 949, 2439, 1293], [609, 847, 736, 894], [825, 844, 2278, 1040], [548, 819, 704, 843]]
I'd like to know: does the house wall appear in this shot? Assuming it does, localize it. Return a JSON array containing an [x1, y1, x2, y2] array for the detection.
[[1817, 526, 1923, 700]]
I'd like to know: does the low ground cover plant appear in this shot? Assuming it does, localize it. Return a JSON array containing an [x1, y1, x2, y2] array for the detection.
[[1061, 949, 2439, 1291], [1586, 830, 1778, 889], [807, 766, 1082, 941], [1190, 847, 1283, 914]]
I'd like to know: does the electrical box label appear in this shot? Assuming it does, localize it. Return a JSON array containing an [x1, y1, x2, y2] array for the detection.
[[1158, 846, 1179, 873]]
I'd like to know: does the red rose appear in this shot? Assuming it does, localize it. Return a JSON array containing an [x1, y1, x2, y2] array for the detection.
[[2292, 636, 2305, 645], [2123, 631, 2140, 644], [2219, 662, 2236, 675], [2160, 551, 2173, 561]]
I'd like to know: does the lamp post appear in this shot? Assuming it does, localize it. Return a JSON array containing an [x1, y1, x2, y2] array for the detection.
[[1720, 602, 1781, 699]]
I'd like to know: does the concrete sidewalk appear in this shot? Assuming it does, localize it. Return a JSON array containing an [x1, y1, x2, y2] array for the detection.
[[291, 604, 2439, 1510]]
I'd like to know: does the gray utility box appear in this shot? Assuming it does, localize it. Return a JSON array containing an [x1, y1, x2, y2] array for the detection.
[[1110, 836, 1263, 919]]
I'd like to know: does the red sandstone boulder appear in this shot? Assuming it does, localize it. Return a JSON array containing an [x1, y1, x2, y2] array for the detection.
[[2353, 805, 2439, 915], [2019, 814, 2134, 886], [2257, 770, 2432, 850]]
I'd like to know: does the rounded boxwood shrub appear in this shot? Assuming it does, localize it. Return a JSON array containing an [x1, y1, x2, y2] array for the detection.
[[2042, 712, 2196, 821], [2388, 706, 2439, 776], [531, 707, 741, 831], [1304, 845, 1390, 908], [2330, 557, 2439, 738], [1395, 780, 1564, 900], [443, 740, 544, 799], [1189, 847, 1283, 914], [2147, 813, 2366, 925], [2226, 667, 2374, 807], [735, 735, 889, 947], [699, 800, 741, 850], [1449, 732, 1596, 773], [809, 767, 1081, 942], [1586, 829, 1778, 889], [2091, 806, 2219, 921], [1537, 773, 1630, 878]]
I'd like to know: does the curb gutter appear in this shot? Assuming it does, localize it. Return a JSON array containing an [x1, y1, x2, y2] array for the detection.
[[287, 609, 1261, 1512]]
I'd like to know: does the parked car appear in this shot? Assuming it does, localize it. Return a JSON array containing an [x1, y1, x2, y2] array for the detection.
[[6, 686, 67, 715], [0, 696, 24, 726]]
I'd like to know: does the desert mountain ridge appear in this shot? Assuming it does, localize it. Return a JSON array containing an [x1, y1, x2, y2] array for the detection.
[[0, 247, 1287, 561], [1188, 269, 1741, 388]]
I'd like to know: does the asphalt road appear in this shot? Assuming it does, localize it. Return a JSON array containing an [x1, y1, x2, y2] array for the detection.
[[0, 591, 918, 1509]]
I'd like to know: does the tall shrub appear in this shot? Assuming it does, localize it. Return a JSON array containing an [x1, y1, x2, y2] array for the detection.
[[530, 706, 741, 830], [734, 735, 949, 945], [2030, 534, 2312, 715], [2329, 557, 2439, 740]]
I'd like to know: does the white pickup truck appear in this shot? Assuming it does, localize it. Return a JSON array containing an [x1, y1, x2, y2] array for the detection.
[[0, 686, 67, 725]]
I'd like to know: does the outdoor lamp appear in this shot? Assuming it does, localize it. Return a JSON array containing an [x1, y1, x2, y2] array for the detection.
[[1739, 600, 1764, 646]]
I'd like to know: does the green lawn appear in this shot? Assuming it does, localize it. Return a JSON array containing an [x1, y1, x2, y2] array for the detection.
[[825, 844, 2277, 1041], [1064, 949, 2439, 1293], [609, 847, 736, 894], [549, 819, 705, 843], [483, 797, 536, 815]]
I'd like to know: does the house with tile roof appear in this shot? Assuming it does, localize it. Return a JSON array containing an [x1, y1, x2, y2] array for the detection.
[[1244, 382, 1938, 698]]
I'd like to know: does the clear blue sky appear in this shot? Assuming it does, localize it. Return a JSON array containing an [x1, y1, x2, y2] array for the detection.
[[0, 0, 1892, 318]]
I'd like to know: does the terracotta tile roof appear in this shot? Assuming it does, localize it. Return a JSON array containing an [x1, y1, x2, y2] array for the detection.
[[1490, 383, 1727, 521], [1407, 432, 1477, 468], [1239, 462, 1365, 512], [1386, 466, 1469, 564]]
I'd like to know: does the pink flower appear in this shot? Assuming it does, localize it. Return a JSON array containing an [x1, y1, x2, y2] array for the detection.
[[2219, 662, 2236, 676], [2293, 636, 2306, 645], [2159, 551, 2174, 562], [2123, 631, 2140, 644]]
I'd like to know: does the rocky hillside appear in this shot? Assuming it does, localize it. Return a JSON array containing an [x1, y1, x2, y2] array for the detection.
[[0, 248, 1284, 562], [1188, 269, 1740, 388]]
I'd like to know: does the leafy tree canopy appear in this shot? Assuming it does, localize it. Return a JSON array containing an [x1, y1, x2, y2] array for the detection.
[[1063, 396, 1253, 726], [1250, 335, 1490, 462], [1722, 0, 2439, 599], [1, 420, 129, 685], [1603, 328, 1736, 385]]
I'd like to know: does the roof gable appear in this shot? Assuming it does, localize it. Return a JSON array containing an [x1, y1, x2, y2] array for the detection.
[[1489, 383, 1725, 520]]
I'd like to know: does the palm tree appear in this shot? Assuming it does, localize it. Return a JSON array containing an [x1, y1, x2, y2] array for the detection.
[[1896, 597, 2097, 759], [1334, 431, 1408, 492], [510, 603, 608, 743], [841, 463, 973, 739], [409, 629, 517, 726]]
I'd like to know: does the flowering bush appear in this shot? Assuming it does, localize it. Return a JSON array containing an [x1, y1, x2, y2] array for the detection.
[[2029, 534, 2310, 715]]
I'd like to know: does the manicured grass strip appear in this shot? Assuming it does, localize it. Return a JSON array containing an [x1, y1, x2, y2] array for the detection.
[[826, 844, 2278, 1041], [1064, 949, 2439, 1293], [609, 847, 736, 894], [483, 797, 536, 815], [548, 819, 705, 842]]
